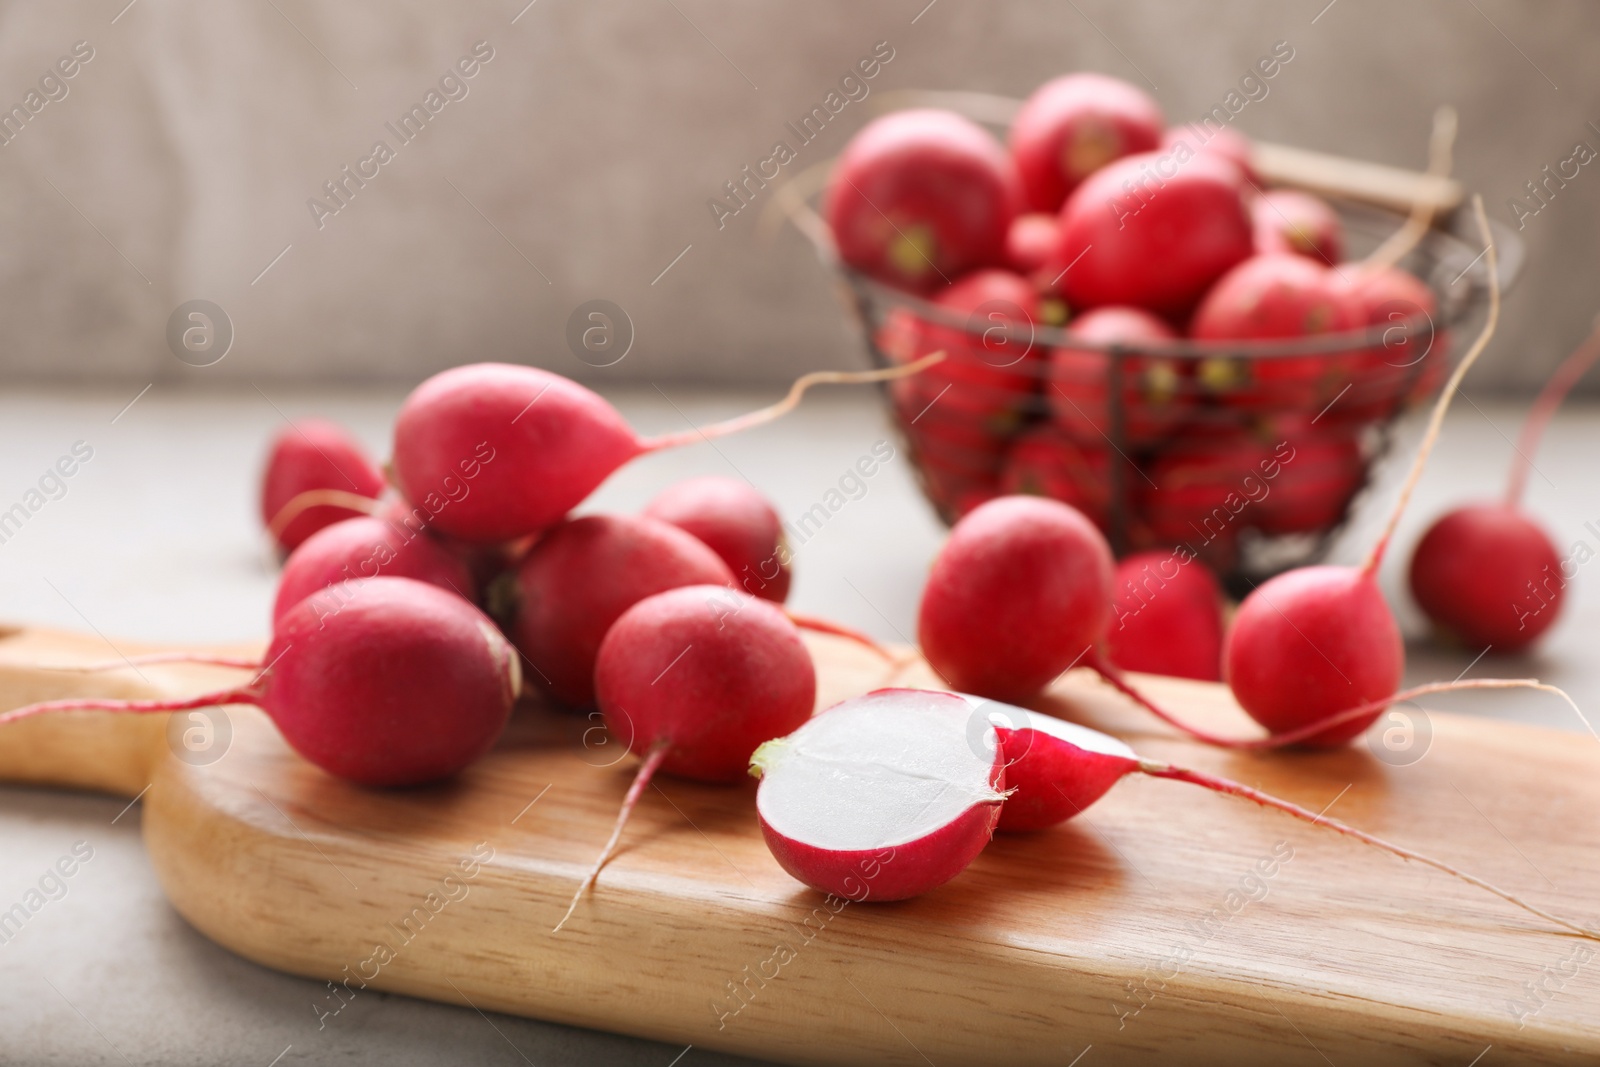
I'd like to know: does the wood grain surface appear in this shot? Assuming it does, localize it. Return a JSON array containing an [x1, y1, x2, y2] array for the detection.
[[0, 623, 1595, 1066]]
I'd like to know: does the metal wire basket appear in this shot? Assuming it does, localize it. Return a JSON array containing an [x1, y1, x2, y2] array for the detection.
[[780, 107, 1522, 591]]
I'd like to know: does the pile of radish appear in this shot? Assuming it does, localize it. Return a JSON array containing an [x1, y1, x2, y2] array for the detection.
[[0, 356, 927, 791], [1, 70, 1590, 959], [832, 72, 1450, 573]]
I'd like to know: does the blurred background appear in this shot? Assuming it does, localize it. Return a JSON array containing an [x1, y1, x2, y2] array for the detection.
[[0, 0, 1596, 389]]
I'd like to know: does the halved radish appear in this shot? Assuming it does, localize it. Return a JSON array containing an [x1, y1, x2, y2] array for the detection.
[[750, 689, 1007, 900], [956, 695, 1135, 832]]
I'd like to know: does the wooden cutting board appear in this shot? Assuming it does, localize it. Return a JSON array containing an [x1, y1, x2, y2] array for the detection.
[[0, 622, 1596, 1066]]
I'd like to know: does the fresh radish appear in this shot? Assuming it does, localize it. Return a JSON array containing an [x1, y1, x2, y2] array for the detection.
[[1055, 150, 1254, 317], [1008, 73, 1164, 212], [918, 496, 1114, 702], [1190, 252, 1363, 413], [1252, 189, 1344, 264], [379, 496, 535, 596], [510, 514, 733, 708], [1005, 212, 1060, 276], [1333, 264, 1446, 422], [1106, 550, 1225, 682], [750, 689, 1005, 900], [1160, 123, 1257, 184], [1252, 421, 1364, 536], [967, 697, 1600, 943], [891, 269, 1042, 427], [1407, 321, 1600, 651], [643, 476, 792, 604], [554, 586, 816, 930], [1048, 305, 1189, 447], [271, 516, 476, 623], [0, 578, 519, 786], [998, 425, 1110, 529], [1134, 431, 1278, 556], [260, 419, 386, 552], [1218, 197, 1509, 746], [824, 109, 1020, 292], [1409, 506, 1563, 652], [392, 357, 940, 544]]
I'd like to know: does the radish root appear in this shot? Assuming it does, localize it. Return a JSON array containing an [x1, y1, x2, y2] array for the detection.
[[1091, 663, 1580, 750], [1138, 758, 1600, 944], [641, 351, 948, 453], [784, 610, 900, 665], [1362, 195, 1499, 575], [1505, 315, 1600, 508], [266, 489, 384, 543], [553, 738, 671, 934], [0, 688, 261, 726], [38, 653, 262, 674]]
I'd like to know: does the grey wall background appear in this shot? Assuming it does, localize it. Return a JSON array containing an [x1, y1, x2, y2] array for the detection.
[[0, 0, 1595, 390]]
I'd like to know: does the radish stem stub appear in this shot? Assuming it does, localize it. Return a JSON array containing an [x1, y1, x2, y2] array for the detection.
[[750, 689, 1007, 901]]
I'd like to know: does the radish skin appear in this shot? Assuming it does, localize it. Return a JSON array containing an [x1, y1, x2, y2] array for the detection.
[[968, 696, 1600, 943], [391, 356, 944, 544], [555, 586, 816, 930], [0, 578, 519, 787]]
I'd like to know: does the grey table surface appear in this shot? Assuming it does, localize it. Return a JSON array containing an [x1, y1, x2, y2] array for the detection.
[[0, 384, 1594, 1067]]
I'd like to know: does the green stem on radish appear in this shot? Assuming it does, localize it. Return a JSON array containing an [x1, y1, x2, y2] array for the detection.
[[266, 488, 384, 543], [1361, 195, 1499, 577], [1137, 758, 1600, 944], [639, 351, 948, 453], [552, 737, 672, 934], [1505, 317, 1600, 508]]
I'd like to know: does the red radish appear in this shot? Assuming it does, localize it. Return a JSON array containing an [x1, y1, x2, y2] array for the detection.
[[1409, 506, 1564, 651], [643, 476, 792, 603], [893, 269, 1043, 425], [1333, 265, 1446, 422], [1252, 189, 1344, 263], [1219, 197, 1504, 746], [392, 357, 941, 544], [1048, 305, 1188, 447], [510, 514, 733, 708], [1055, 150, 1254, 317], [555, 586, 816, 929], [1160, 123, 1258, 184], [750, 689, 1005, 900], [966, 696, 1600, 943], [1407, 321, 1600, 652], [260, 419, 386, 552], [1253, 422, 1364, 536], [1006, 212, 1060, 275], [380, 496, 536, 595], [824, 109, 1020, 292], [918, 496, 1113, 702], [0, 578, 519, 787], [1106, 550, 1225, 682], [1134, 432, 1279, 548], [271, 516, 476, 623], [1190, 253, 1363, 412], [1226, 565, 1402, 746], [998, 425, 1110, 529], [1009, 73, 1164, 212]]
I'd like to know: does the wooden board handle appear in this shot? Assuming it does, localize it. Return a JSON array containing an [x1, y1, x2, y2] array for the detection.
[[0, 626, 261, 798]]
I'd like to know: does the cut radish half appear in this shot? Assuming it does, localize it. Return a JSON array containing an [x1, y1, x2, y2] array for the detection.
[[956, 694, 1138, 832], [750, 689, 1007, 901]]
